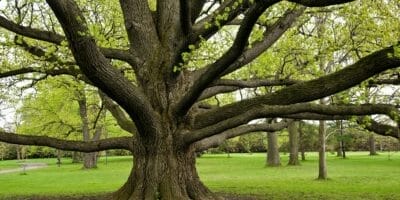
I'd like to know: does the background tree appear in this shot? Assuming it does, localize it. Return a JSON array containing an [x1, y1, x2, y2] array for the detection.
[[369, 134, 378, 156], [288, 121, 300, 165], [267, 131, 281, 167]]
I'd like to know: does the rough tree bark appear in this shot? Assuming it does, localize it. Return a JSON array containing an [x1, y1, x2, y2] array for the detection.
[[267, 132, 281, 167], [288, 121, 300, 165]]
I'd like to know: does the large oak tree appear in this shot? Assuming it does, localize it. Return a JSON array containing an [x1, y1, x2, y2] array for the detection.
[[0, 0, 400, 199]]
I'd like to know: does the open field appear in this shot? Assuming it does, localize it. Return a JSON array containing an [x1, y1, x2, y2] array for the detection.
[[0, 152, 399, 200]]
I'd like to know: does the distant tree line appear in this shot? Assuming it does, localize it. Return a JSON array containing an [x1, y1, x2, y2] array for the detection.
[[209, 122, 400, 154]]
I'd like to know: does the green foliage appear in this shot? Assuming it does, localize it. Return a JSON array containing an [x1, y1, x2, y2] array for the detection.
[[218, 132, 267, 153], [16, 75, 130, 147], [17, 77, 82, 138]]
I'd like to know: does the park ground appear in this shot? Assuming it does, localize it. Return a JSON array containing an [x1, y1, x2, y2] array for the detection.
[[0, 152, 399, 200]]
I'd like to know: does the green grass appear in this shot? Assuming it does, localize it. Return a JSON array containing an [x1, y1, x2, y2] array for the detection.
[[198, 152, 400, 199], [0, 157, 132, 198], [1, 152, 400, 199]]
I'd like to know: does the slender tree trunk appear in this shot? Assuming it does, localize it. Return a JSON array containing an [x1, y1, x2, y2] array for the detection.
[[266, 132, 281, 167], [72, 151, 81, 163], [369, 134, 378, 155], [318, 120, 328, 180], [16, 145, 21, 160], [21, 146, 26, 160], [78, 92, 98, 169], [301, 149, 306, 161], [288, 121, 300, 165], [299, 122, 306, 161], [336, 120, 343, 157], [339, 120, 346, 158], [56, 149, 62, 167], [336, 142, 343, 157]]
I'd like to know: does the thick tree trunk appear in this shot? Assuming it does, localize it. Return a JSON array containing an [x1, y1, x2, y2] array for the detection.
[[369, 134, 378, 156], [288, 121, 300, 165], [318, 120, 327, 180], [266, 132, 281, 167], [83, 152, 98, 169], [113, 142, 222, 200]]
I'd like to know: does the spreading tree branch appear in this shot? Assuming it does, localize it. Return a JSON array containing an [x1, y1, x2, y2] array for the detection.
[[0, 14, 138, 64], [0, 131, 133, 152], [369, 78, 400, 86], [357, 118, 399, 139], [196, 45, 400, 128], [221, 6, 305, 76], [14, 36, 75, 65], [46, 0, 161, 137], [199, 78, 299, 100], [186, 103, 398, 144], [0, 66, 81, 79], [0, 15, 64, 44], [99, 91, 137, 135], [287, 0, 355, 7], [191, 0, 248, 43], [193, 120, 289, 151], [175, 0, 279, 117]]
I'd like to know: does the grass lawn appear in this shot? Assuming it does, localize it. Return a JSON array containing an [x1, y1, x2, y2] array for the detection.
[[0, 152, 399, 199]]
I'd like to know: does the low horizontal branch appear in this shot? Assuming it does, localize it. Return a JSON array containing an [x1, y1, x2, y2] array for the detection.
[[0, 66, 81, 79], [188, 103, 398, 144], [357, 118, 399, 139], [0, 131, 134, 152], [287, 0, 355, 7], [193, 120, 290, 151]]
